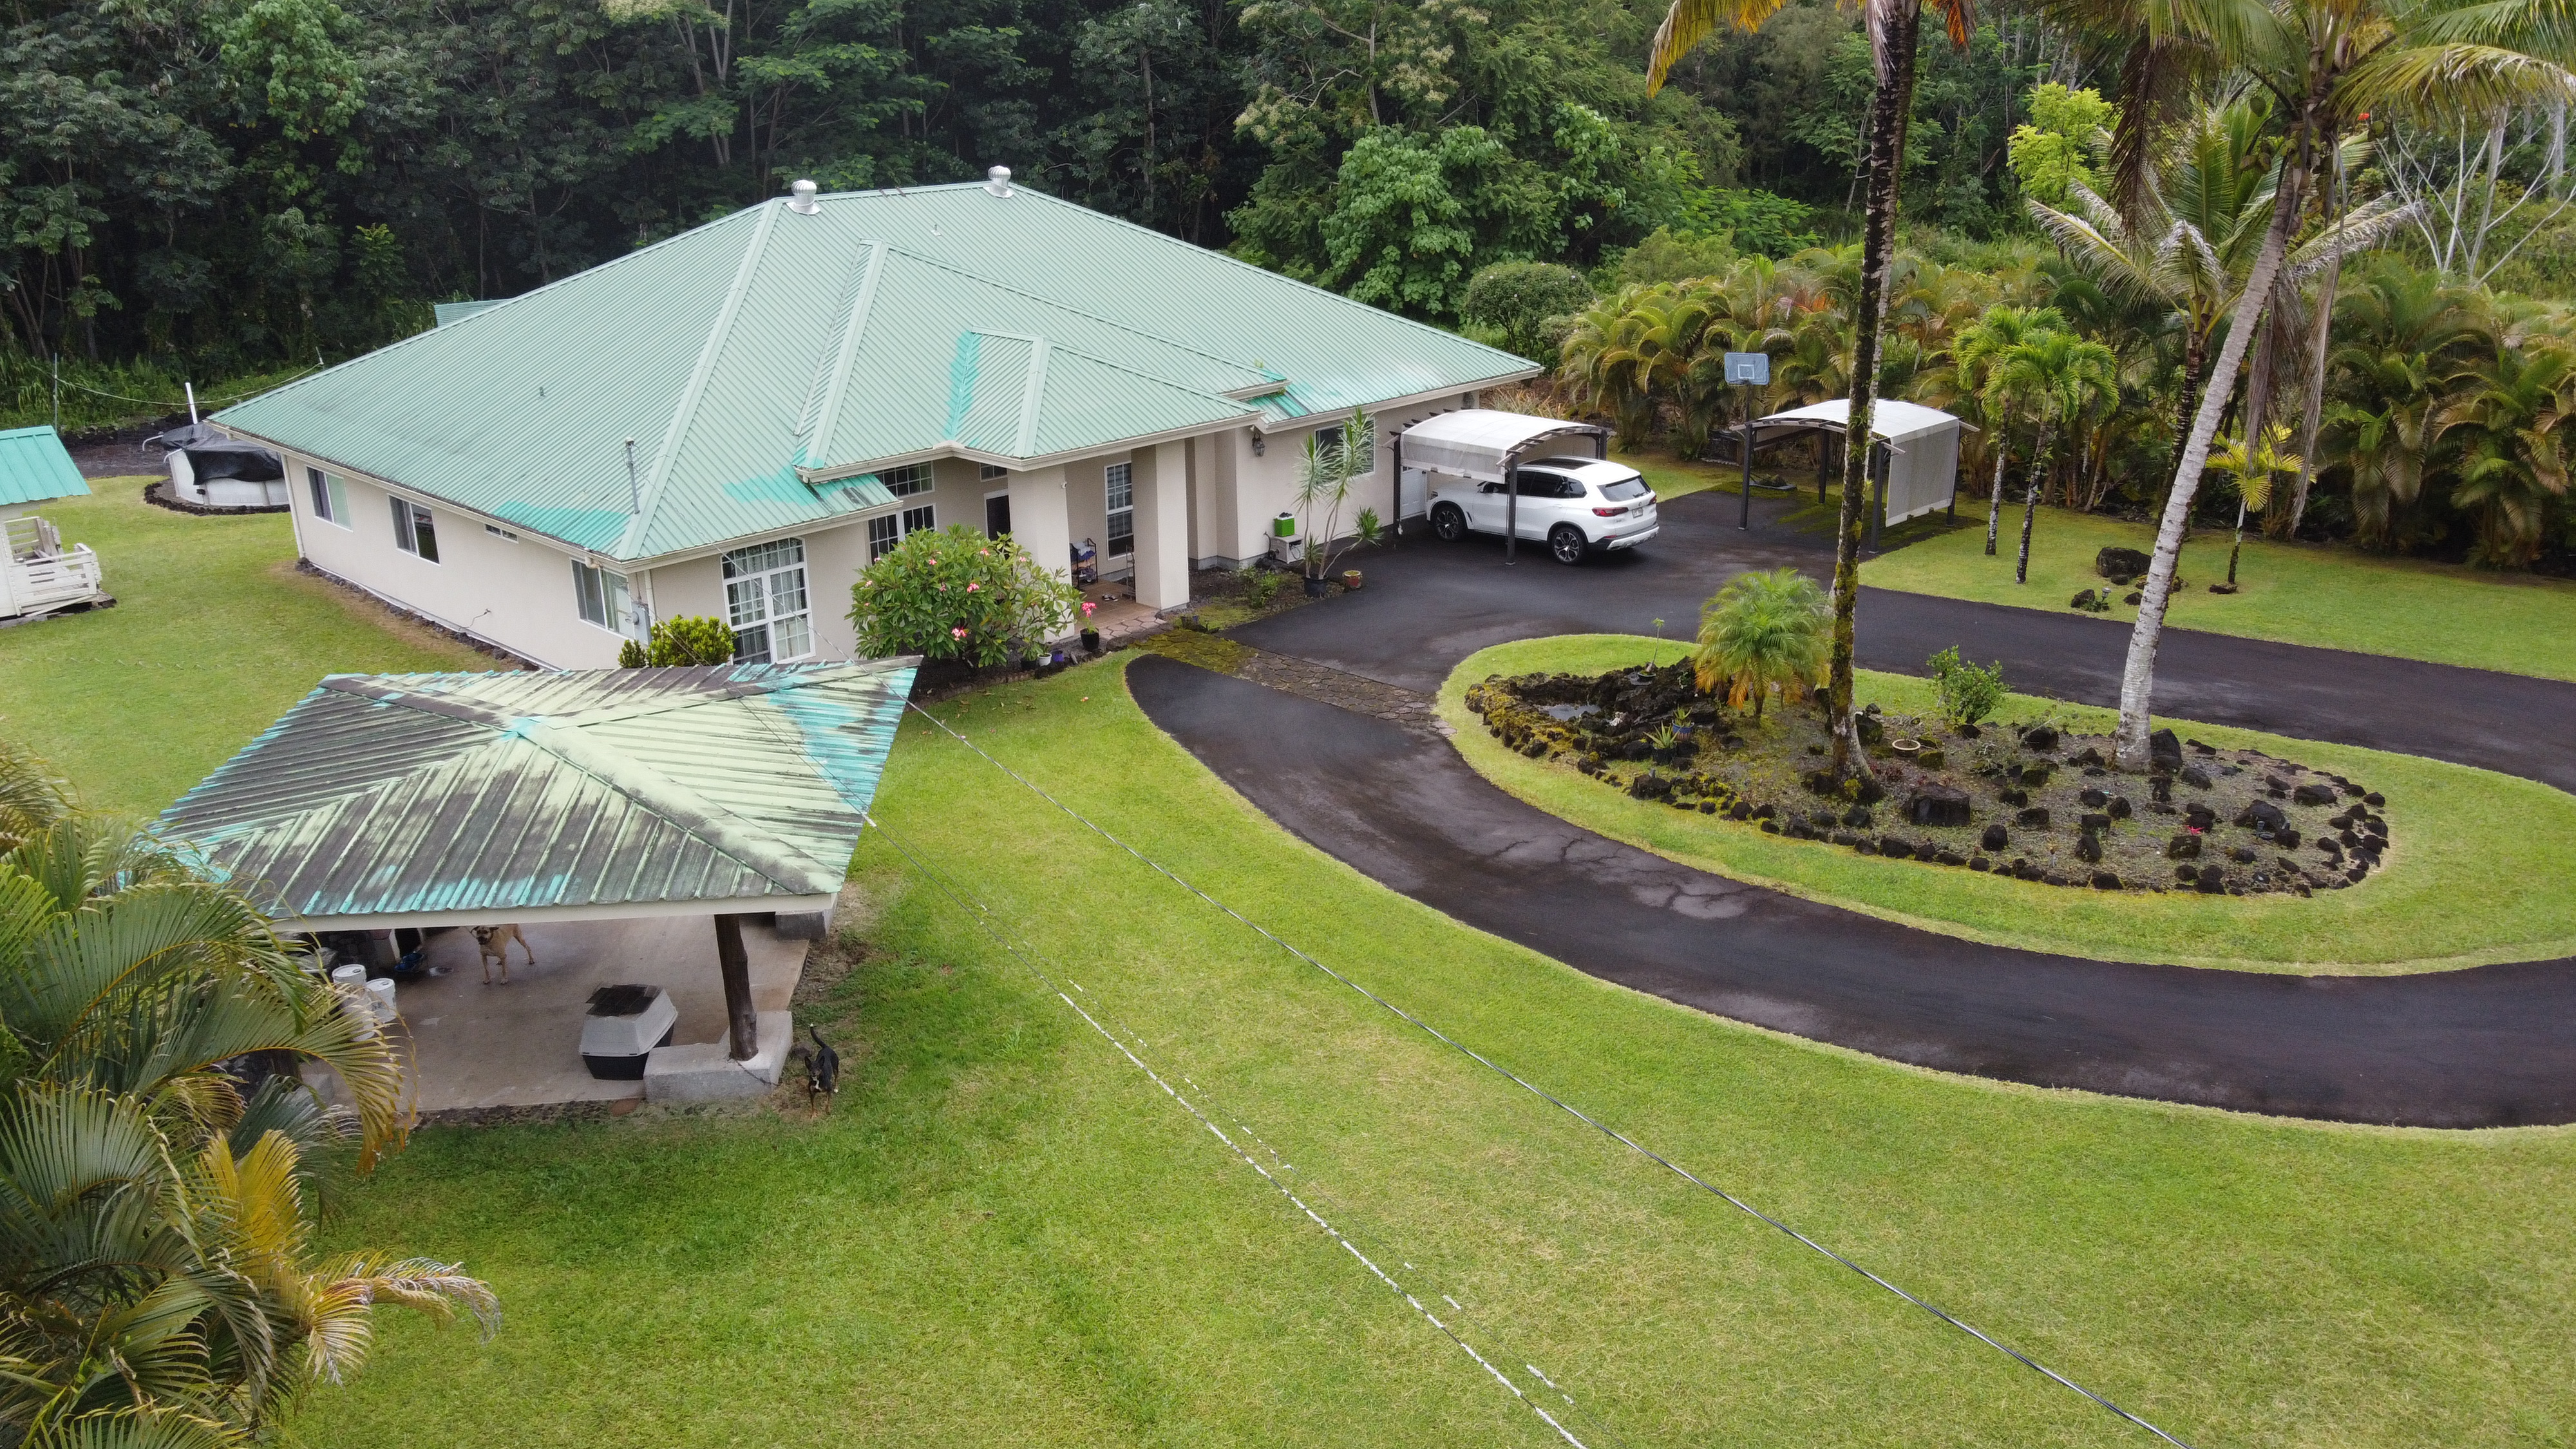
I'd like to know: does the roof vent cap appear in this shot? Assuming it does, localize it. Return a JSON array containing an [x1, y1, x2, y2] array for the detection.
[[985, 166, 1014, 198], [787, 178, 820, 214]]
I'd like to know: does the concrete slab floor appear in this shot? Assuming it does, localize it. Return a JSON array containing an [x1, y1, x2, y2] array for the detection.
[[332, 915, 809, 1113]]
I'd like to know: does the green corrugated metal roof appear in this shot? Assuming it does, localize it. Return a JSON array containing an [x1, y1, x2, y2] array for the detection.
[[160, 661, 916, 925], [215, 184, 1535, 562], [0, 426, 90, 508]]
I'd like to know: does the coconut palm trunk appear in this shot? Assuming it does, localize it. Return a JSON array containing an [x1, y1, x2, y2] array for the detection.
[[1983, 442, 2007, 554], [1824, 0, 1922, 783], [2016, 417, 2053, 584], [2114, 111, 2314, 771]]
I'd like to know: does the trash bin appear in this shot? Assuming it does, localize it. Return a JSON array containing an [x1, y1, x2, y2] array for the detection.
[[364, 978, 398, 1023]]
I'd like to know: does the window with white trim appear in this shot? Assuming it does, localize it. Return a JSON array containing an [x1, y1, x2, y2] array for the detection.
[[390, 497, 440, 562], [306, 466, 348, 527], [723, 538, 811, 663], [1104, 462, 1134, 558], [880, 462, 933, 497], [573, 560, 640, 639], [486, 523, 519, 542], [867, 504, 936, 563], [978, 462, 1008, 480]]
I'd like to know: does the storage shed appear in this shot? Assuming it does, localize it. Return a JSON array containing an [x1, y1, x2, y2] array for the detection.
[[0, 425, 105, 621]]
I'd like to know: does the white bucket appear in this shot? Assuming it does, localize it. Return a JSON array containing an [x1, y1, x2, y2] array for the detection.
[[364, 978, 397, 1023], [330, 963, 367, 992]]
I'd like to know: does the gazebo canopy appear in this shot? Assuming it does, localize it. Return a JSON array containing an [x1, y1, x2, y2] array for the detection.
[[162, 661, 916, 930], [1398, 409, 1608, 482], [1747, 398, 1969, 447]]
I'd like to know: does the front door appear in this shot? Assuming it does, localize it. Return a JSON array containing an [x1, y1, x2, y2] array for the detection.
[[1511, 471, 1567, 540], [1466, 479, 1509, 533], [985, 493, 1011, 538]]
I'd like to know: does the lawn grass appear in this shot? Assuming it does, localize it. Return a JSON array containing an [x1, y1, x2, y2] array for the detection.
[[278, 655, 2576, 1449], [1862, 503, 2576, 682], [1442, 634, 2576, 974], [14, 503, 2571, 1446], [0, 480, 493, 813]]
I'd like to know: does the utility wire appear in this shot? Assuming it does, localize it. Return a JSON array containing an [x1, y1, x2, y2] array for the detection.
[[861, 808, 1592, 1448], [901, 696, 2201, 1449]]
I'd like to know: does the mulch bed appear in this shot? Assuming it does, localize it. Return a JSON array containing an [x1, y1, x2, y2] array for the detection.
[[1469, 661, 2392, 896]]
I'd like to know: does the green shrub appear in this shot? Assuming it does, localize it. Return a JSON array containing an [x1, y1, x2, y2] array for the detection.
[[621, 614, 735, 667], [1461, 262, 1595, 360], [1693, 568, 1828, 721], [1238, 566, 1284, 609], [1926, 645, 2007, 726], [1604, 226, 1736, 287], [849, 524, 1081, 667]]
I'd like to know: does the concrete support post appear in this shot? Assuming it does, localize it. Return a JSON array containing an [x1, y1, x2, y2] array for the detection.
[[1007, 465, 1077, 643], [1133, 440, 1190, 609], [714, 912, 757, 1061]]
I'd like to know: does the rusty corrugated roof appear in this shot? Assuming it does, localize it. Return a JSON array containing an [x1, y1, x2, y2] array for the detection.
[[160, 660, 916, 928]]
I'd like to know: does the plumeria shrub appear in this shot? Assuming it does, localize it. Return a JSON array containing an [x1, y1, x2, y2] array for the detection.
[[620, 615, 735, 667], [849, 524, 1082, 667]]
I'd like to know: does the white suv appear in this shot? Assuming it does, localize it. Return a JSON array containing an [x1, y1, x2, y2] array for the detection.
[[1426, 457, 1659, 564]]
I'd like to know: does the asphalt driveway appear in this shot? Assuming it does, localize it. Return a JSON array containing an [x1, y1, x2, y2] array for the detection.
[[1128, 491, 2576, 1126]]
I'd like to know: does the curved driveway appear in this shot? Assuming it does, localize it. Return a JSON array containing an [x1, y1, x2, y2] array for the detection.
[[1129, 492, 2576, 1128]]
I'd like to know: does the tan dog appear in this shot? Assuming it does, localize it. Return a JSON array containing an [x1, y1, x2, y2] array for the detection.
[[470, 924, 535, 984]]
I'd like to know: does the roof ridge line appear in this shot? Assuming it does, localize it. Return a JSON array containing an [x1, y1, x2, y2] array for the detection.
[[802, 240, 887, 464], [623, 199, 786, 556], [1014, 339, 1050, 456]]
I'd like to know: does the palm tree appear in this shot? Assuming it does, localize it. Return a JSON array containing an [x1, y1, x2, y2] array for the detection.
[[1951, 305, 2071, 555], [1651, 0, 1980, 784], [1982, 328, 2121, 584], [1694, 568, 1830, 722], [2208, 421, 2302, 583], [0, 747, 495, 1444], [2320, 257, 2488, 546], [1559, 287, 1667, 449], [2432, 341, 2575, 567], [2106, 0, 2576, 773]]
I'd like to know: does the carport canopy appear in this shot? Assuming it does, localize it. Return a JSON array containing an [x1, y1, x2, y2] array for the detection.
[[1397, 409, 1608, 482], [1748, 398, 1971, 529], [161, 659, 919, 932]]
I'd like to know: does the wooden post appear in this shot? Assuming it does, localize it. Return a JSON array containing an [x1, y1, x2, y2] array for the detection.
[[714, 913, 757, 1061]]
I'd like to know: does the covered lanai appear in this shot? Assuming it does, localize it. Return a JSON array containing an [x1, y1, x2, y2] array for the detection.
[[160, 659, 915, 1108]]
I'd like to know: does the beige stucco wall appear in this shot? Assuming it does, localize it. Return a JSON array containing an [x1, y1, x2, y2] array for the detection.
[[279, 450, 634, 668]]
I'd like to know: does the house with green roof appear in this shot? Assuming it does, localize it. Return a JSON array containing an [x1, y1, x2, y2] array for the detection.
[[217, 170, 1539, 668]]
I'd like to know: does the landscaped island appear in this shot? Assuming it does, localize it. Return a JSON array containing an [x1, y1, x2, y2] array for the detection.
[[1467, 661, 2389, 896]]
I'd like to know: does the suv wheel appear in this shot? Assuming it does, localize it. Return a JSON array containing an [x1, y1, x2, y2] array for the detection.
[[1432, 503, 1468, 542], [1549, 524, 1588, 565]]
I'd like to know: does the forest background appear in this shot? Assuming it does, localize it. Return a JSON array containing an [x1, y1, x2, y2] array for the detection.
[[6, 0, 2572, 568]]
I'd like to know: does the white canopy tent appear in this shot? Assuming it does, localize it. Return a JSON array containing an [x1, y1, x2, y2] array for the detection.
[[1748, 399, 1969, 544], [1394, 409, 1610, 563]]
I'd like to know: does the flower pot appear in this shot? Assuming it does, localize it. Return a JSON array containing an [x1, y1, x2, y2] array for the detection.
[[1080, 629, 1101, 654], [1342, 569, 1364, 590], [1303, 576, 1329, 598], [1889, 738, 1922, 759]]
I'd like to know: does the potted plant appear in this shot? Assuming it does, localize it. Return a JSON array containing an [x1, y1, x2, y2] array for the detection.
[[1079, 600, 1101, 653], [1294, 410, 1376, 599]]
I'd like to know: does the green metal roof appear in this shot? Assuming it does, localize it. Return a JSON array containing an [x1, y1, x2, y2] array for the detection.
[[215, 184, 1535, 562], [0, 426, 90, 508], [160, 661, 915, 927]]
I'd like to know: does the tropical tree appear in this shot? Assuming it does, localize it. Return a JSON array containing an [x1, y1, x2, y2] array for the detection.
[[1295, 410, 1379, 582], [0, 746, 495, 1444], [1650, 0, 1981, 786], [1951, 305, 2071, 554], [2432, 341, 2575, 567], [2318, 258, 2489, 546], [1982, 328, 2120, 585], [2106, 0, 2576, 773], [2208, 422, 2302, 584], [1694, 568, 1830, 721]]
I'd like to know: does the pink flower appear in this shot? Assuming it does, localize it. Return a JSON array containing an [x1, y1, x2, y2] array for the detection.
[[1081, 601, 1097, 618], [966, 582, 979, 592], [951, 627, 969, 639]]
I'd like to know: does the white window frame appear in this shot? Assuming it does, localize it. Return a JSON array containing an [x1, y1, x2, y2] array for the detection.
[[573, 560, 640, 639], [390, 496, 440, 563], [722, 537, 812, 663], [1104, 462, 1134, 559], [486, 523, 520, 542], [879, 462, 933, 497], [866, 504, 938, 563], [978, 462, 1009, 481], [306, 466, 349, 528]]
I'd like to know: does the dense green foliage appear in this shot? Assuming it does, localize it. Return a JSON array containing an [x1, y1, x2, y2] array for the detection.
[[1460, 261, 1594, 357], [1926, 645, 2005, 727], [620, 616, 736, 668], [0, 748, 493, 1445], [1692, 567, 1826, 719], [849, 525, 1080, 667]]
